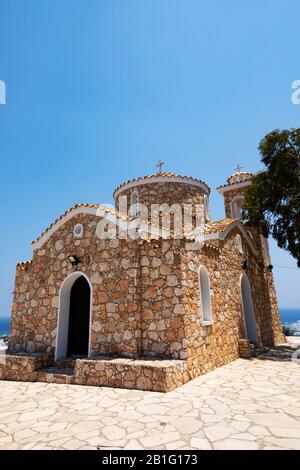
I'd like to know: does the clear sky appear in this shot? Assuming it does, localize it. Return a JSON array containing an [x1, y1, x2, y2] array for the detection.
[[0, 0, 299, 316]]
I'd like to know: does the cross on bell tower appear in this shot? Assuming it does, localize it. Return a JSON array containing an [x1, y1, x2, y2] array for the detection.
[[234, 163, 243, 173], [156, 160, 165, 173]]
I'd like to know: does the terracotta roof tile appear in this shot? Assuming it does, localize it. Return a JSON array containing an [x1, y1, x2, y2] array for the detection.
[[217, 172, 252, 190], [203, 218, 239, 234]]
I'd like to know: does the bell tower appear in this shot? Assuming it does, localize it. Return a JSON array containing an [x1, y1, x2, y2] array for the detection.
[[217, 170, 253, 219]]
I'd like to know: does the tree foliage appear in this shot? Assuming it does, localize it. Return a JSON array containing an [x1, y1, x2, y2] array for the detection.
[[243, 128, 300, 266]]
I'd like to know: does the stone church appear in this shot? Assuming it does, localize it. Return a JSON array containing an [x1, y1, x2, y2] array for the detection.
[[0, 169, 285, 392]]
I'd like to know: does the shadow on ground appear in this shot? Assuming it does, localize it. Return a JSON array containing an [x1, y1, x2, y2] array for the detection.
[[255, 344, 300, 363]]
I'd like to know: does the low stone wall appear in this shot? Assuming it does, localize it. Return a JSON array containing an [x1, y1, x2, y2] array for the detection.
[[0, 353, 51, 382], [73, 357, 189, 392]]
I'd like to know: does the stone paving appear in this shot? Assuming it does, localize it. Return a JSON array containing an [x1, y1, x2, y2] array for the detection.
[[0, 356, 300, 450]]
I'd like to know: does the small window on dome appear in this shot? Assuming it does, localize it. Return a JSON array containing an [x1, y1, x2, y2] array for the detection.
[[130, 190, 139, 216], [73, 224, 83, 238]]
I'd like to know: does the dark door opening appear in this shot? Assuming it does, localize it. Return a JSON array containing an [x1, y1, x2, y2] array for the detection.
[[67, 276, 90, 356]]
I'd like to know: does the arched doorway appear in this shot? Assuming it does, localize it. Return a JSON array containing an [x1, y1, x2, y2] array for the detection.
[[56, 272, 92, 360], [240, 274, 258, 343], [67, 276, 90, 356]]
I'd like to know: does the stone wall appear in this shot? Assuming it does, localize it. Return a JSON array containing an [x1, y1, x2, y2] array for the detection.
[[181, 227, 284, 379], [222, 187, 284, 346], [9, 213, 189, 360], [10, 214, 143, 358], [138, 239, 187, 359]]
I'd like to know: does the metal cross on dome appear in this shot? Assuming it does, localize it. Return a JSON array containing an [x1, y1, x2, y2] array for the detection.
[[234, 163, 243, 173], [156, 160, 165, 173]]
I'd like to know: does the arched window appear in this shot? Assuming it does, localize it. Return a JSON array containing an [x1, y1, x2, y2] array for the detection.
[[198, 266, 213, 324], [130, 190, 139, 216], [204, 195, 210, 221], [231, 196, 244, 219]]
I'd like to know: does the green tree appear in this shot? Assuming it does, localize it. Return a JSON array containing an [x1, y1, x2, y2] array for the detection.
[[243, 128, 300, 266]]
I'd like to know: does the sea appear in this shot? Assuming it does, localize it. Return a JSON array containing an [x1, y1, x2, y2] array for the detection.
[[280, 308, 300, 324], [0, 317, 10, 336], [0, 309, 299, 336]]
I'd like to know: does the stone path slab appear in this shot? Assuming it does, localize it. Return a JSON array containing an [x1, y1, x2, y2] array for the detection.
[[0, 357, 300, 450]]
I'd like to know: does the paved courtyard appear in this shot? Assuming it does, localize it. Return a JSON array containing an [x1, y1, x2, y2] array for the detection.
[[1, 355, 300, 450]]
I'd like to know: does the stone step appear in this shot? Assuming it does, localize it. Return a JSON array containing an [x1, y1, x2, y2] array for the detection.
[[256, 345, 295, 362], [36, 366, 74, 384], [54, 358, 76, 369]]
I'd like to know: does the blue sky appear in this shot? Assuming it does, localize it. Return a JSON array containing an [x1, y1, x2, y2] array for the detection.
[[0, 0, 299, 316]]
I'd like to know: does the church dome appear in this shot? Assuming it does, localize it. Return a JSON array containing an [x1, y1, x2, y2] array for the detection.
[[113, 171, 211, 225]]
